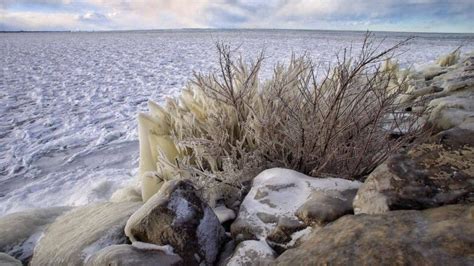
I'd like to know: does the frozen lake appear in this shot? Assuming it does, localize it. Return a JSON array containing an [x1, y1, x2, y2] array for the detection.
[[1, 29, 473, 216]]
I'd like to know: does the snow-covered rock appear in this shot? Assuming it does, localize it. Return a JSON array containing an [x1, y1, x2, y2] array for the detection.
[[404, 54, 474, 132], [85, 244, 182, 266], [225, 240, 276, 266], [230, 168, 361, 241], [31, 202, 141, 265], [0, 206, 71, 264], [125, 179, 226, 265]]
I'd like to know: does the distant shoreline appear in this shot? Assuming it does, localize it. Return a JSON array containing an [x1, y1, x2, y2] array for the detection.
[[1, 28, 474, 35]]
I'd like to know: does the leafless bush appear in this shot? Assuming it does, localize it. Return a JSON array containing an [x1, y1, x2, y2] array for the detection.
[[156, 32, 427, 204]]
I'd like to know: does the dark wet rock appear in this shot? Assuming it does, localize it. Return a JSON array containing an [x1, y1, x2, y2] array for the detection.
[[125, 180, 226, 265]]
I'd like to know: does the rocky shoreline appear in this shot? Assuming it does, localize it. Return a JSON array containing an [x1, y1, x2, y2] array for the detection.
[[1, 52, 473, 265]]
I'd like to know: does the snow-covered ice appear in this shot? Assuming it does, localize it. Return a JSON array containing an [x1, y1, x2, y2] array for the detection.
[[0, 29, 473, 216]]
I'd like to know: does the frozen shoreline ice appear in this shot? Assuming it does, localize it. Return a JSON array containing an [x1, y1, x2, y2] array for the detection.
[[1, 30, 473, 216]]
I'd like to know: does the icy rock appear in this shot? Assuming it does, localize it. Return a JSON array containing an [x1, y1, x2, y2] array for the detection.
[[31, 202, 141, 265], [110, 183, 142, 203], [0, 253, 22, 266], [423, 65, 447, 80], [412, 55, 474, 132], [231, 168, 361, 241], [276, 204, 474, 265], [266, 217, 309, 254], [0, 206, 71, 264], [353, 126, 474, 215], [213, 205, 236, 224], [295, 188, 358, 226], [85, 244, 182, 266], [225, 240, 276, 266], [437, 49, 460, 67], [125, 180, 226, 265]]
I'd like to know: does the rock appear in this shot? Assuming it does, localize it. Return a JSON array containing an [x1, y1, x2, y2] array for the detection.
[[125, 180, 226, 265], [353, 126, 474, 214], [85, 244, 182, 266], [266, 217, 311, 254], [216, 240, 237, 266], [213, 205, 236, 224], [110, 184, 143, 203], [225, 240, 275, 266], [31, 202, 141, 265], [295, 189, 358, 226], [267, 217, 306, 243], [399, 55, 474, 132], [428, 91, 474, 130], [0, 253, 22, 266], [276, 204, 474, 265], [231, 168, 361, 241], [0, 206, 71, 264]]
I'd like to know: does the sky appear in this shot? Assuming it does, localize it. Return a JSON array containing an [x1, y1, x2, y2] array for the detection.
[[0, 0, 473, 33]]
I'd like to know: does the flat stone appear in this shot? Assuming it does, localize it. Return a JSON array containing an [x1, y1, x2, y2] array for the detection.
[[353, 126, 474, 214], [276, 204, 474, 265]]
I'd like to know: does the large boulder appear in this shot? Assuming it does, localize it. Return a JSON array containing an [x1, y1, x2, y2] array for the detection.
[[85, 244, 182, 266], [0, 206, 71, 264], [353, 126, 474, 214], [31, 202, 141, 265], [276, 204, 474, 265], [125, 180, 226, 265], [231, 168, 360, 241]]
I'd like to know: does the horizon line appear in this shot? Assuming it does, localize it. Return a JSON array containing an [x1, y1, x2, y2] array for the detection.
[[1, 27, 474, 35]]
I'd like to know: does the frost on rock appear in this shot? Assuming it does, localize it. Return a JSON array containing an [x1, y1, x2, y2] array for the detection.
[[231, 168, 361, 241], [0, 206, 71, 264], [31, 202, 141, 265], [85, 244, 182, 266], [226, 240, 276, 266], [82, 225, 128, 262]]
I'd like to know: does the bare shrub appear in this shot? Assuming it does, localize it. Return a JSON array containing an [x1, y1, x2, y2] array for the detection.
[[148, 33, 427, 204]]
